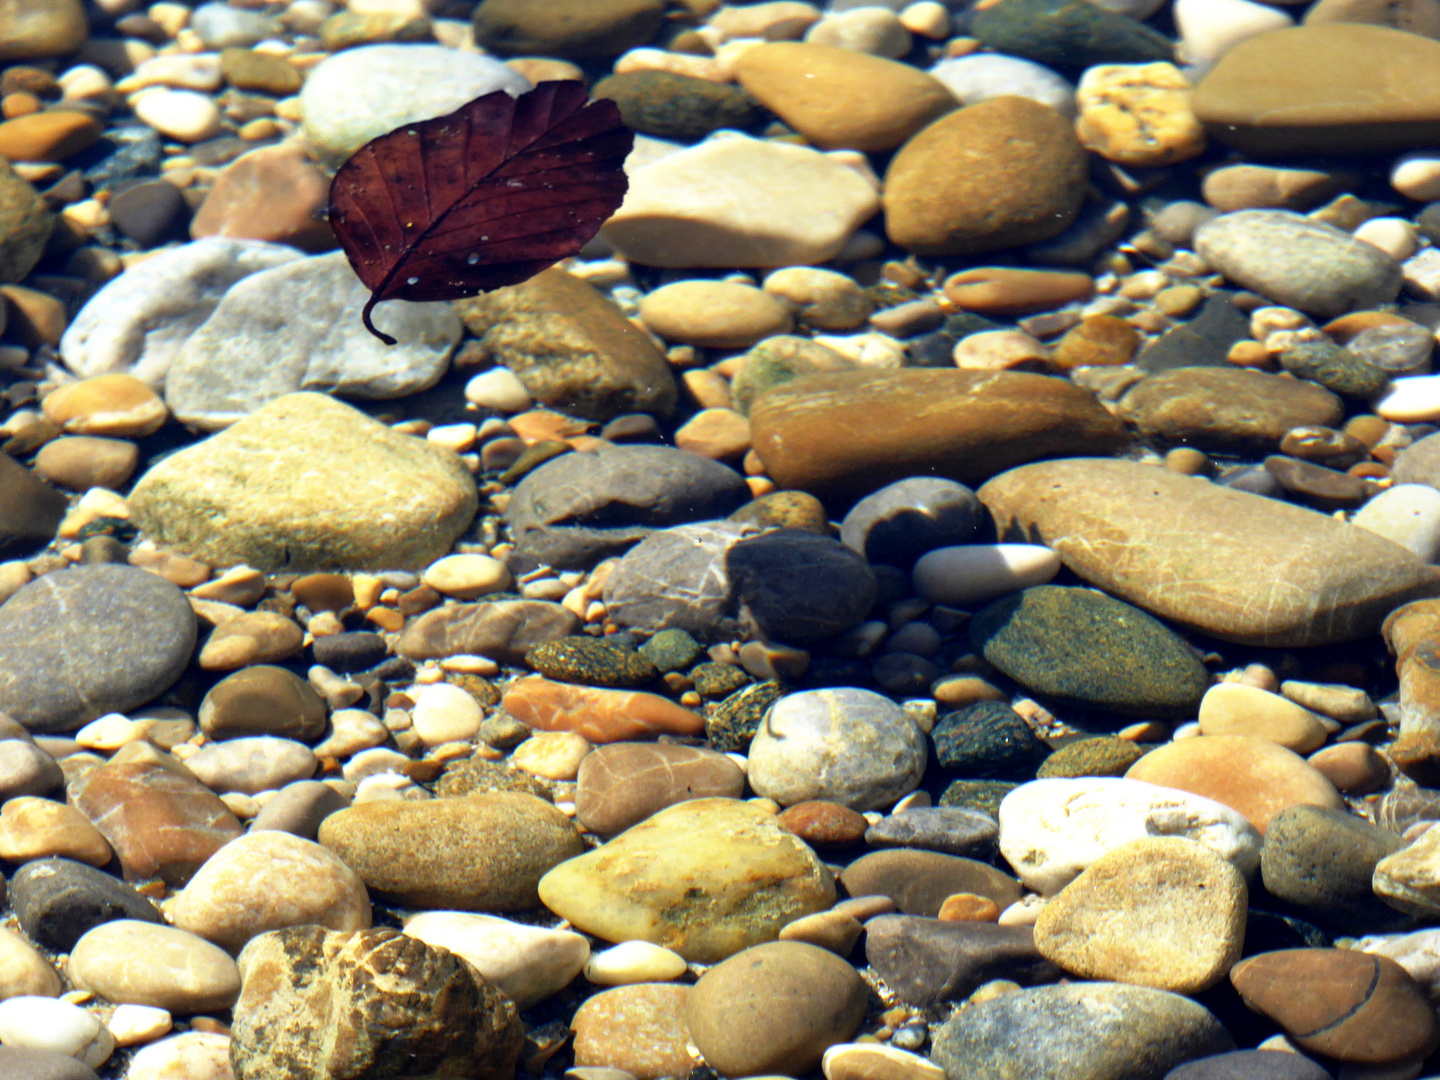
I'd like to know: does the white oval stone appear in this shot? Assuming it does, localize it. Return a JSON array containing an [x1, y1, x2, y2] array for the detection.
[[1352, 483, 1440, 562], [464, 367, 532, 413], [403, 911, 589, 1009], [0, 927, 60, 999], [133, 88, 223, 142], [410, 682, 484, 746], [0, 995, 114, 1066], [1392, 151, 1440, 203], [68, 921, 241, 1013], [1175, 0, 1292, 66], [106, 1003, 173, 1047], [582, 940, 689, 986], [421, 553, 512, 601], [1354, 217, 1418, 262], [912, 543, 1062, 607], [125, 1031, 233, 1080], [1375, 374, 1440, 422], [997, 776, 1264, 894]]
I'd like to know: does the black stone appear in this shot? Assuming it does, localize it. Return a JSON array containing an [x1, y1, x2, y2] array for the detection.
[[1241, 909, 1329, 956], [311, 631, 388, 673], [840, 477, 983, 568], [107, 179, 188, 247], [11, 857, 163, 951], [864, 915, 1061, 1006], [1137, 294, 1250, 372], [932, 701, 1048, 779], [872, 652, 942, 697]]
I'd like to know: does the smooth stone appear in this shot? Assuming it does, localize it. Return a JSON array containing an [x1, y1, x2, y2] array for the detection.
[[0, 928, 59, 999], [1307, 742, 1389, 794], [931, 702, 1048, 780], [927, 53, 1075, 116], [59, 238, 302, 388], [504, 443, 746, 570], [1374, 820, 1440, 918], [183, 736, 317, 796], [248, 779, 350, 840], [574, 741, 745, 836], [197, 611, 303, 671], [129, 393, 477, 572], [41, 374, 166, 439], [502, 677, 704, 743], [538, 798, 836, 963], [0, 111, 100, 163], [0, 996, 110, 1067], [230, 926, 522, 1080], [1378, 374, 1440, 423], [164, 252, 461, 430], [1165, 1050, 1332, 1080], [1356, 928, 1440, 996], [0, 1047, 99, 1080], [592, 70, 760, 143], [571, 984, 692, 1080], [307, 630, 387, 675], [1126, 735, 1344, 833], [1230, 949, 1438, 1063], [123, 1033, 231, 1080], [970, 585, 1210, 718], [805, 6, 911, 54], [930, 982, 1233, 1080], [733, 42, 953, 152], [884, 96, 1086, 257], [0, 739, 60, 798], [0, 0, 87, 60], [70, 761, 242, 885], [840, 477, 982, 568], [464, 367, 532, 413], [865, 807, 999, 859], [190, 2, 277, 47], [1200, 163, 1347, 213], [826, 1044, 947, 1080], [0, 564, 195, 733], [1118, 367, 1342, 456], [411, 682, 484, 746], [641, 279, 793, 350], [687, 941, 866, 1077], [199, 664, 326, 741], [319, 792, 583, 911], [472, 0, 663, 57], [969, 0, 1174, 67], [1262, 804, 1405, 926], [601, 133, 881, 267], [0, 158, 50, 286], [454, 269, 675, 422], [1279, 338, 1389, 400], [1037, 736, 1147, 778], [168, 831, 370, 953], [0, 453, 64, 557], [1136, 293, 1250, 372], [777, 801, 870, 846], [1034, 836, 1246, 993], [9, 858, 162, 953], [979, 458, 1440, 646], [0, 796, 110, 867], [1176, 0, 1294, 65], [863, 916, 1060, 1005], [778, 909, 863, 954], [747, 688, 927, 811], [422, 553, 511, 601], [1197, 683, 1329, 752], [300, 44, 529, 168], [839, 850, 1021, 917], [731, 335, 857, 417], [750, 370, 1129, 500], [1191, 24, 1440, 155], [997, 776, 1263, 895], [1353, 484, 1440, 560], [912, 544, 1060, 608], [582, 940, 687, 986], [403, 911, 589, 1009], [525, 636, 657, 688], [69, 920, 240, 1013]]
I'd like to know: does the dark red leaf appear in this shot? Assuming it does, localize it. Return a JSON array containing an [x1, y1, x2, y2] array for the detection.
[[328, 80, 634, 344]]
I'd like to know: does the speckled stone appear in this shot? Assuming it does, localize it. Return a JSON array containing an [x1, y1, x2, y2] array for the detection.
[[940, 780, 1018, 817], [931, 702, 1049, 780], [706, 680, 785, 752], [571, 983, 693, 1080], [525, 636, 658, 688], [1279, 339, 1390, 400], [1261, 804, 1405, 928], [1038, 737, 1147, 778], [690, 661, 749, 699], [637, 628, 702, 673]]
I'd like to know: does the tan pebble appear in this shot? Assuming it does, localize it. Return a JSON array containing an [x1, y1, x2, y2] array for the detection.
[[510, 731, 591, 781], [198, 611, 304, 671], [190, 565, 265, 606], [0, 109, 102, 162], [1197, 683, 1328, 753], [998, 894, 1047, 926], [674, 408, 751, 461], [1164, 446, 1212, 476], [952, 329, 1051, 371], [0, 796, 112, 866], [833, 894, 896, 921], [57, 488, 131, 541], [1, 284, 66, 347], [899, 1, 950, 38], [1154, 284, 1203, 316], [1307, 742, 1389, 794], [42, 374, 167, 438], [421, 553, 511, 601], [133, 87, 222, 142], [938, 892, 1001, 922], [778, 909, 863, 955], [823, 1042, 946, 1080], [932, 676, 1007, 708], [411, 683, 483, 746], [106, 1003, 173, 1047], [641, 280, 794, 349], [129, 545, 210, 588], [682, 369, 733, 411], [291, 572, 353, 613], [1075, 62, 1205, 168], [0, 926, 61, 998], [805, 7, 912, 58], [0, 561, 33, 605], [763, 266, 873, 331], [944, 267, 1094, 316], [582, 940, 688, 986], [31, 435, 139, 491], [1052, 315, 1138, 370]]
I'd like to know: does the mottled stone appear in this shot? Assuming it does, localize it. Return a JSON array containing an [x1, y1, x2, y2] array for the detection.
[[593, 70, 759, 142], [707, 680, 784, 752], [1037, 737, 1146, 778], [931, 702, 1048, 780], [971, 0, 1173, 67], [574, 741, 745, 835], [472, 0, 663, 57], [1262, 804, 1405, 927], [571, 984, 692, 1080], [526, 636, 657, 688]]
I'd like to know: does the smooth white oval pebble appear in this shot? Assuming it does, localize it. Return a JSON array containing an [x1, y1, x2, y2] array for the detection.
[[404, 912, 589, 1009], [1393, 151, 1440, 203], [911, 543, 1062, 607], [465, 367, 532, 413], [125, 1031, 232, 1080], [106, 1003, 173, 1048], [1354, 217, 1419, 262], [1175, 0, 1292, 66], [133, 88, 223, 142], [1352, 483, 1440, 562], [582, 940, 689, 986], [410, 682, 483, 746], [0, 995, 114, 1066], [1375, 374, 1440, 422]]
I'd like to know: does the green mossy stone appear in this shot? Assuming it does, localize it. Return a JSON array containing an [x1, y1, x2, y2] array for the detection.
[[592, 70, 760, 142], [730, 335, 854, 416], [525, 635, 658, 688], [640, 628, 703, 673], [1278, 339, 1390, 399], [939, 779, 1018, 817], [691, 661, 750, 699], [729, 490, 831, 534], [434, 757, 551, 800]]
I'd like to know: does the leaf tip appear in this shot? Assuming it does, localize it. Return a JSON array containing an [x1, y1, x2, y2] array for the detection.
[[361, 296, 398, 346]]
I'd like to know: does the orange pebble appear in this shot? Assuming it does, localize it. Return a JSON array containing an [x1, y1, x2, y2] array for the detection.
[[938, 892, 1000, 922]]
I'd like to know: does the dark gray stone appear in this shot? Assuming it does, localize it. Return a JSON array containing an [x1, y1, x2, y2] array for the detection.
[[840, 477, 983, 568], [1278, 338, 1389, 399], [864, 806, 999, 858], [311, 630, 388, 672], [0, 739, 62, 799], [1136, 294, 1250, 372], [1164, 1050, 1332, 1080], [107, 178, 189, 247], [250, 779, 352, 840], [592, 70, 759, 142], [638, 628, 702, 672], [864, 915, 1060, 1006], [0, 452, 65, 557], [931, 982, 1235, 1080], [1261, 804, 1407, 930], [0, 564, 197, 733], [0, 1047, 100, 1080], [970, 0, 1173, 67], [505, 444, 749, 570], [931, 701, 1049, 779], [11, 857, 163, 952]]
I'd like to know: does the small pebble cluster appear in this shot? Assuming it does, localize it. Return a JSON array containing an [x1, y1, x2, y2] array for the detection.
[[10, 0, 1440, 1079]]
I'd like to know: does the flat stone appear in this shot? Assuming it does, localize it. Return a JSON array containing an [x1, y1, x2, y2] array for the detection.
[[526, 636, 658, 688], [686, 941, 867, 1077], [249, 779, 350, 840], [865, 807, 999, 859], [839, 850, 1021, 917], [129, 393, 478, 572], [398, 599, 579, 662], [1194, 210, 1402, 317], [319, 791, 582, 910], [1033, 836, 1247, 993], [978, 458, 1440, 646], [574, 741, 745, 835], [825, 1044, 946, 1080], [996, 777, 1263, 894], [0, 1047, 99, 1080], [472, 0, 663, 57], [123, 1032, 230, 1080], [1164, 1050, 1332, 1080], [884, 96, 1087, 257], [864, 915, 1060, 1006], [59, 238, 302, 388], [538, 798, 836, 963], [10, 857, 162, 952], [70, 760, 243, 885], [231, 926, 522, 1080], [41, 374, 166, 438], [0, 997, 110, 1069], [403, 911, 589, 1010], [750, 370, 1129, 500], [1192, 24, 1440, 155], [748, 688, 927, 811], [501, 677, 704, 742], [777, 800, 870, 846], [184, 736, 317, 796], [1262, 804, 1405, 928], [0, 564, 195, 733], [601, 133, 881, 268], [197, 611, 303, 671], [1230, 948, 1438, 1063], [168, 830, 370, 953], [198, 664, 326, 741], [1126, 735, 1344, 834], [1136, 293, 1250, 371], [69, 919, 240, 1013], [970, 585, 1210, 718], [165, 251, 461, 429], [503, 443, 747, 570], [571, 984, 692, 1080], [0, 0, 87, 60]]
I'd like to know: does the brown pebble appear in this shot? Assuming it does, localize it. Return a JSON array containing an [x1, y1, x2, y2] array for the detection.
[[1164, 446, 1212, 476], [291, 572, 353, 613], [778, 909, 863, 955], [1051, 315, 1138, 370], [938, 892, 1000, 922], [1306, 742, 1389, 794], [31, 435, 139, 490], [943, 267, 1094, 317], [776, 800, 869, 846]]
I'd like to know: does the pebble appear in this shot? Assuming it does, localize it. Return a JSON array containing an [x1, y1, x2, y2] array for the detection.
[[1175, 0, 1293, 65], [0, 928, 60, 999], [932, 702, 1048, 780], [777, 800, 870, 846], [640, 280, 793, 349], [863, 915, 1058, 1006], [104, 1004, 171, 1048], [199, 665, 326, 741], [465, 368, 532, 413], [0, 796, 111, 867], [197, 612, 303, 671], [1166, 1050, 1331, 1080], [502, 677, 703, 743], [574, 741, 744, 835], [0, 996, 112, 1068], [411, 682, 484, 746], [184, 736, 318, 796], [928, 53, 1075, 116], [10, 858, 163, 953], [840, 478, 982, 568], [825, 1044, 946, 1080], [31, 437, 138, 492], [403, 911, 589, 1008], [840, 850, 1021, 917], [865, 806, 999, 859], [1263, 804, 1405, 927], [582, 940, 687, 986], [1374, 818, 1440, 918], [1075, 62, 1205, 167], [132, 89, 222, 143], [123, 1032, 232, 1080], [538, 798, 835, 962], [0, 1047, 100, 1080], [1197, 683, 1330, 752], [570, 984, 692, 1080], [69, 920, 240, 1013]]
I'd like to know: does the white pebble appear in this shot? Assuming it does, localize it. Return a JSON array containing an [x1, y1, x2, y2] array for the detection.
[[898, 1, 950, 38], [0, 995, 114, 1067], [133, 88, 223, 143], [106, 1003, 172, 1048], [811, 331, 905, 368], [1351, 483, 1440, 561], [1354, 217, 1419, 262], [403, 912, 589, 1008], [410, 683, 483, 746], [118, 53, 223, 93], [1174, 0, 1292, 66], [804, 6, 911, 57], [911, 544, 1062, 608], [422, 553, 512, 601], [464, 367, 533, 413], [1376, 374, 1440, 422], [125, 1031, 233, 1080], [582, 941, 689, 986], [1392, 150, 1440, 203]]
